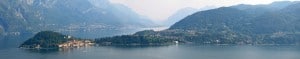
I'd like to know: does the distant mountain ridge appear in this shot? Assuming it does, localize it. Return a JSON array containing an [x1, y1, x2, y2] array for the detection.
[[164, 6, 216, 26], [164, 7, 198, 26]]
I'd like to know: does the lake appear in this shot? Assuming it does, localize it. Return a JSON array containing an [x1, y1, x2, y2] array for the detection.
[[1, 45, 300, 59]]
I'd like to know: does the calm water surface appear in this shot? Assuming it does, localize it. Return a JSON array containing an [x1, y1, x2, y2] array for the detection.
[[1, 45, 300, 59]]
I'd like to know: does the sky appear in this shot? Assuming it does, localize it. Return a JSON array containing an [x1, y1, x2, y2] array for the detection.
[[108, 0, 297, 22]]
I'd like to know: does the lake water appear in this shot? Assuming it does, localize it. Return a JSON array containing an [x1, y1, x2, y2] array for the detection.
[[1, 45, 300, 59]]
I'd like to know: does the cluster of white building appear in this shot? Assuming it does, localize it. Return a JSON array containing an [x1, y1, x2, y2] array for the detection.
[[58, 40, 94, 48]]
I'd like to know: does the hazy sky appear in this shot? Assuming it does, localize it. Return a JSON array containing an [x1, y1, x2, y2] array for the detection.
[[109, 0, 297, 22]]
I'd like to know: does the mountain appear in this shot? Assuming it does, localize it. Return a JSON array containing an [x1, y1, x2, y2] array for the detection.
[[95, 1, 300, 45], [169, 1, 300, 44], [169, 7, 249, 31], [283, 2, 300, 17], [231, 1, 299, 17], [164, 7, 198, 26], [89, 0, 154, 26], [0, 0, 154, 48], [282, 2, 300, 31], [164, 6, 216, 26]]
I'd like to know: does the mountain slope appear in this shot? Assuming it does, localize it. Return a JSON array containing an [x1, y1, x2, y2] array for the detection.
[[164, 7, 198, 26], [164, 6, 216, 26], [95, 1, 300, 45], [168, 1, 300, 44], [0, 0, 154, 48], [170, 7, 250, 31]]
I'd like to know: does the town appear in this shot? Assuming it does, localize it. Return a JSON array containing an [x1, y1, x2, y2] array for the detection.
[[58, 36, 95, 48]]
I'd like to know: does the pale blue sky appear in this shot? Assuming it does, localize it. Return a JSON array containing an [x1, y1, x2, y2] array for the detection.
[[109, 0, 297, 22]]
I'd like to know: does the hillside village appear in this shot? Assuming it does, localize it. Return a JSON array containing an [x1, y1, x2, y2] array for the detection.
[[58, 39, 94, 48]]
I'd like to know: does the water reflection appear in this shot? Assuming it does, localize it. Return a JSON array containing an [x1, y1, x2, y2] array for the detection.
[[1, 45, 300, 59], [23, 49, 59, 54], [96, 45, 171, 49]]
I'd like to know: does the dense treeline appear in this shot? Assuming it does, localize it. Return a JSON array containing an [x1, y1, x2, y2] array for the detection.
[[95, 34, 181, 45], [20, 31, 70, 48]]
